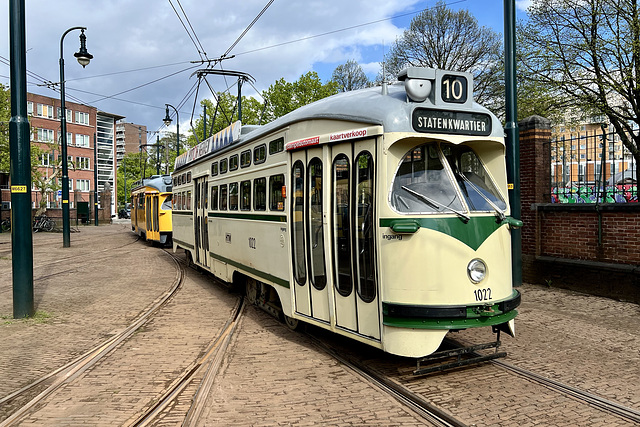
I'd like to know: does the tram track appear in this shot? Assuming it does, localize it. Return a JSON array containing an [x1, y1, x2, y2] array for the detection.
[[491, 359, 640, 424], [128, 297, 245, 427], [0, 249, 185, 427], [307, 333, 467, 427]]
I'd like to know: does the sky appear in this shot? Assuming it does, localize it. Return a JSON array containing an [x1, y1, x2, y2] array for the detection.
[[1, 0, 532, 138]]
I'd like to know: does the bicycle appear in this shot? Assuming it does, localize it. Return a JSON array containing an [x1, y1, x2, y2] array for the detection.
[[33, 215, 55, 232], [1, 218, 10, 232]]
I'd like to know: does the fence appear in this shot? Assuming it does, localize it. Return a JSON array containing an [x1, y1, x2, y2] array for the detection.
[[550, 127, 638, 203]]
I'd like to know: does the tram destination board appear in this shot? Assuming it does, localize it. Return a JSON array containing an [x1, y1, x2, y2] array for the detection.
[[412, 108, 492, 137]]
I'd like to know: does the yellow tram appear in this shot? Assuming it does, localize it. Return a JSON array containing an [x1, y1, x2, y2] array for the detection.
[[131, 175, 173, 245]]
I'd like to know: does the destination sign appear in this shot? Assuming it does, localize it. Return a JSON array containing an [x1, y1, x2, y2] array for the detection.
[[412, 108, 492, 136]]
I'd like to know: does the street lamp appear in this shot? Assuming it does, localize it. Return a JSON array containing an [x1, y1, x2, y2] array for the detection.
[[163, 104, 180, 158], [60, 27, 93, 247]]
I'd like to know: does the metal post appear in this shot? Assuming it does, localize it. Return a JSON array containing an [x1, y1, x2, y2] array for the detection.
[[9, 0, 34, 318], [156, 135, 160, 175], [60, 26, 90, 247], [504, 0, 522, 287], [94, 132, 98, 225]]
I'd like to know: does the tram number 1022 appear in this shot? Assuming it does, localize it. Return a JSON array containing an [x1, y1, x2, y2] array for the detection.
[[473, 288, 492, 302]]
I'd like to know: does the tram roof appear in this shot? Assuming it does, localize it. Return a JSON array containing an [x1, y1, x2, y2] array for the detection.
[[174, 68, 503, 171], [131, 175, 172, 193]]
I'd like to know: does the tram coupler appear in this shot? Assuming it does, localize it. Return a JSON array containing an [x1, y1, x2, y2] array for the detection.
[[413, 339, 506, 376]]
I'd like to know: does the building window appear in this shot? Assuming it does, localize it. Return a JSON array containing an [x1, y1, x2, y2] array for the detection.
[[37, 103, 53, 118], [76, 134, 90, 147], [76, 157, 90, 170], [36, 128, 55, 142], [40, 153, 54, 166], [27, 101, 33, 115], [75, 111, 90, 125], [76, 179, 90, 191]]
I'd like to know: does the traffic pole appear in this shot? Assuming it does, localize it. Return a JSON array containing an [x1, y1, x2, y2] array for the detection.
[[504, 0, 522, 287], [9, 0, 34, 318]]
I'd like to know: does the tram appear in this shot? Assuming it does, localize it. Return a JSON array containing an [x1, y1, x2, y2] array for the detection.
[[171, 67, 521, 358], [131, 174, 173, 245]]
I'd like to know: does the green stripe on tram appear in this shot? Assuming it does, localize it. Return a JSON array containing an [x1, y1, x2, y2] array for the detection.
[[379, 216, 505, 250], [209, 251, 290, 289], [383, 309, 518, 330], [208, 212, 286, 222]]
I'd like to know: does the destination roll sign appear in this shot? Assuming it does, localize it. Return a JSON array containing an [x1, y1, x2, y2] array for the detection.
[[412, 108, 492, 137]]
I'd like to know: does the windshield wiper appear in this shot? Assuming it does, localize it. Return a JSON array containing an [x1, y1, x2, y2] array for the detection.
[[401, 186, 470, 223], [455, 172, 506, 221]]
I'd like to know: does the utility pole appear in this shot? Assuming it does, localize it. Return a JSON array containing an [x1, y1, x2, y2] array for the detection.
[[504, 0, 522, 287], [9, 0, 34, 318]]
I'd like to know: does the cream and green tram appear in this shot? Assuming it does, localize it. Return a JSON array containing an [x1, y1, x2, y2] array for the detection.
[[172, 67, 521, 358]]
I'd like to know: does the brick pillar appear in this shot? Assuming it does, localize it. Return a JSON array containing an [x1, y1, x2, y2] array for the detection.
[[519, 116, 551, 281]]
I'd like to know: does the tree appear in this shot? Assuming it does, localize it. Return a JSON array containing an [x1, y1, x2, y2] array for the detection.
[[331, 60, 371, 92], [261, 72, 339, 122], [519, 0, 640, 185], [116, 152, 147, 207], [382, 1, 503, 111], [0, 84, 10, 174]]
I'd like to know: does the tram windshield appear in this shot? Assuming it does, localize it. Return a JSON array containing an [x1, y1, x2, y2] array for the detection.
[[390, 142, 506, 216]]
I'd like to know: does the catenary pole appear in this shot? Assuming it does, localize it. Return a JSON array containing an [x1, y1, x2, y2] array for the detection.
[[9, 0, 34, 318], [504, 0, 522, 287]]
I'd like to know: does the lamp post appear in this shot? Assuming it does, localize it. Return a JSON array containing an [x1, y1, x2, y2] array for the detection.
[[163, 104, 179, 158], [60, 27, 93, 247]]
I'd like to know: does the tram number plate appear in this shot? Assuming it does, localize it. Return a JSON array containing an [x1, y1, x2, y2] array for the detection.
[[473, 288, 492, 302]]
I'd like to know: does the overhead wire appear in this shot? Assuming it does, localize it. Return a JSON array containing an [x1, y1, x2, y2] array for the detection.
[[168, 0, 206, 61]]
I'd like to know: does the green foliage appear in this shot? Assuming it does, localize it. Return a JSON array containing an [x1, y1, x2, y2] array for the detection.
[[116, 152, 147, 207], [186, 72, 339, 147], [261, 71, 339, 122], [0, 84, 10, 174]]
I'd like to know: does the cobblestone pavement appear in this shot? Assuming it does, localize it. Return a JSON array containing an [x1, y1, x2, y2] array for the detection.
[[1, 223, 639, 426]]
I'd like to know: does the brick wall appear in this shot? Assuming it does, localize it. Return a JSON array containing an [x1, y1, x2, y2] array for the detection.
[[518, 116, 640, 303]]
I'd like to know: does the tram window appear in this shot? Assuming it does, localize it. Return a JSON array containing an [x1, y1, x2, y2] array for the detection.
[[229, 155, 239, 171], [211, 186, 218, 210], [241, 180, 251, 210], [270, 174, 285, 211], [186, 190, 192, 210], [219, 185, 228, 210], [269, 137, 284, 154], [254, 177, 266, 211], [292, 161, 306, 286], [220, 159, 228, 174], [355, 152, 376, 303], [211, 162, 218, 176], [162, 194, 172, 210], [308, 158, 326, 290], [173, 177, 177, 186], [254, 144, 266, 164], [390, 143, 464, 214], [229, 182, 238, 210], [443, 144, 507, 212], [333, 154, 352, 297], [240, 151, 251, 168], [187, 172, 191, 183]]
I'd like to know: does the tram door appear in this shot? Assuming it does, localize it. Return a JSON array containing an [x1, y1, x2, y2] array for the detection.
[[331, 140, 380, 340], [290, 147, 330, 323], [194, 177, 209, 267]]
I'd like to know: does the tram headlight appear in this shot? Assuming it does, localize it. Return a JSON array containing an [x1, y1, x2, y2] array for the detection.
[[467, 259, 487, 283]]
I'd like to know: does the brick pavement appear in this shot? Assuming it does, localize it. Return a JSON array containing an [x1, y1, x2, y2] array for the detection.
[[1, 223, 639, 426]]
